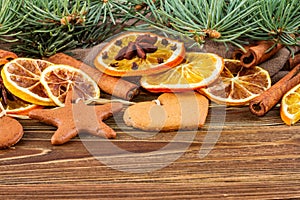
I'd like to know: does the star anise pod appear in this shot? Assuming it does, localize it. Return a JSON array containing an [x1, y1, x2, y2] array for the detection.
[[115, 34, 158, 60]]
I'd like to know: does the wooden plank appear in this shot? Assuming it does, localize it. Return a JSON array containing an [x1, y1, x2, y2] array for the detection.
[[0, 90, 299, 198]]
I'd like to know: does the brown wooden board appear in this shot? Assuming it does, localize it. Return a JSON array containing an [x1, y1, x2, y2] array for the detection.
[[0, 90, 299, 199]]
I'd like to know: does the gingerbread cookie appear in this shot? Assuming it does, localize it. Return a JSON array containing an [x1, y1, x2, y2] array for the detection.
[[123, 92, 209, 131], [0, 116, 24, 149], [29, 91, 123, 145]]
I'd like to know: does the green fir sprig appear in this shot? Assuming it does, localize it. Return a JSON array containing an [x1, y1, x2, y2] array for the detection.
[[0, 0, 23, 42], [129, 0, 260, 49], [4, 0, 300, 57], [79, 0, 143, 47], [246, 0, 300, 46], [13, 0, 88, 57], [13, 0, 143, 57], [129, 0, 300, 50]]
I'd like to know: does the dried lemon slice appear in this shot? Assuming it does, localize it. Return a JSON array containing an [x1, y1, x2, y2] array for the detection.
[[1, 58, 55, 106], [280, 83, 300, 125], [40, 65, 100, 107], [94, 32, 185, 76]]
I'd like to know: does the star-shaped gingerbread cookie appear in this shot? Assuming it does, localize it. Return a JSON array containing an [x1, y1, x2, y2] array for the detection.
[[29, 91, 123, 145]]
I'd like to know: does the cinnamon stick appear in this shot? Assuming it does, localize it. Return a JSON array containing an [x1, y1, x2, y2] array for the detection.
[[288, 54, 300, 69], [249, 64, 300, 116], [232, 41, 282, 68], [47, 53, 139, 100]]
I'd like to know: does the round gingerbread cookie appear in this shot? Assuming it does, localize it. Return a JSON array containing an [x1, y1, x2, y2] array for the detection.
[[0, 116, 24, 149]]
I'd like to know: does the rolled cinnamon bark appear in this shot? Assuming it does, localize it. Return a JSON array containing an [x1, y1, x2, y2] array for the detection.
[[47, 53, 139, 100], [288, 54, 300, 69], [249, 64, 300, 116], [232, 41, 283, 68]]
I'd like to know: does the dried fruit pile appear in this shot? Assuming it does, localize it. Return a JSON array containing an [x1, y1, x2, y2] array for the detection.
[[95, 32, 272, 106], [1, 58, 100, 107]]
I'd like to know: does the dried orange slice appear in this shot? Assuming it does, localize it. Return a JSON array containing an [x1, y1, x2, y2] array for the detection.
[[199, 59, 271, 106], [1, 58, 55, 106], [280, 84, 300, 125], [3, 98, 42, 116], [0, 50, 18, 66], [140, 52, 224, 92], [94, 32, 185, 76], [40, 64, 100, 107]]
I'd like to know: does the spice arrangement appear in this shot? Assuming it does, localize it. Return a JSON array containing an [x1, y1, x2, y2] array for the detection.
[[0, 0, 300, 148]]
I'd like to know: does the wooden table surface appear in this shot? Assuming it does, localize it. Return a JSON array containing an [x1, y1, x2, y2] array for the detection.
[[0, 91, 299, 199]]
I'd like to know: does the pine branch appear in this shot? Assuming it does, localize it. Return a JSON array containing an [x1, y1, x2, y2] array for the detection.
[[128, 0, 260, 49], [0, 0, 22, 42], [7, 0, 300, 57], [13, 0, 143, 57], [246, 0, 300, 46]]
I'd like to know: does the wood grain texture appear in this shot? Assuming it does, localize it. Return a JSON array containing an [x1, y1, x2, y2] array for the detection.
[[0, 91, 299, 199]]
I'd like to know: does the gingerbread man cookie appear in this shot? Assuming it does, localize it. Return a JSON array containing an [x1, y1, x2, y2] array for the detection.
[[123, 92, 209, 131]]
